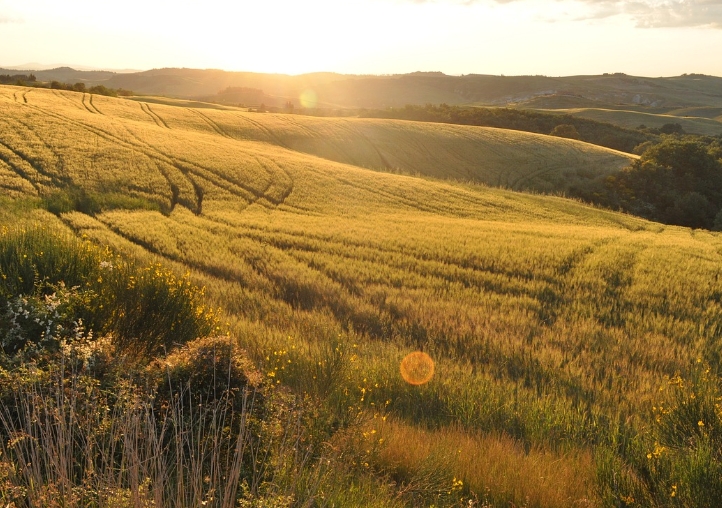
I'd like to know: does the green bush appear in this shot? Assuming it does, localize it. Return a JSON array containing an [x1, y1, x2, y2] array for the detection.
[[0, 226, 218, 359]]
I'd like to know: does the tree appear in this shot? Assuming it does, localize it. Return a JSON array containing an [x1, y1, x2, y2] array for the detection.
[[603, 139, 722, 229], [549, 124, 580, 140]]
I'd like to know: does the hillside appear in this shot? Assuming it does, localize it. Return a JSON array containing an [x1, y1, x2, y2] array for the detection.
[[5, 66, 722, 110], [2, 85, 722, 506], [0, 86, 634, 202], [535, 107, 722, 136]]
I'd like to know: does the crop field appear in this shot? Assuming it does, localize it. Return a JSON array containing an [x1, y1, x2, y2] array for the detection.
[[2, 85, 722, 506], [0, 86, 634, 202], [538, 107, 722, 136]]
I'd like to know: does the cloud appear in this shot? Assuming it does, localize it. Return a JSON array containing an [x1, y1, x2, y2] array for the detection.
[[626, 0, 722, 28], [400, 0, 722, 27], [569, 0, 722, 27]]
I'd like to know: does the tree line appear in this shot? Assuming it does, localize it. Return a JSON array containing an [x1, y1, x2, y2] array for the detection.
[[0, 75, 132, 97], [569, 136, 722, 230], [0, 73, 36, 85]]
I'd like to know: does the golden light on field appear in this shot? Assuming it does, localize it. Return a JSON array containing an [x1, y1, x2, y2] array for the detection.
[[400, 351, 435, 386]]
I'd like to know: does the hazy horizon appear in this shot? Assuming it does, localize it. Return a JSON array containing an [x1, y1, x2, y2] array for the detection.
[[2, 0, 722, 78]]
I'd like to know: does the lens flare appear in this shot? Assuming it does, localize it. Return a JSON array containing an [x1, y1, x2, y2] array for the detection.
[[299, 89, 318, 108], [400, 351, 435, 386]]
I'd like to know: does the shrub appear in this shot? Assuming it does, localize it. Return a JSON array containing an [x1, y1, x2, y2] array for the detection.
[[0, 226, 218, 359]]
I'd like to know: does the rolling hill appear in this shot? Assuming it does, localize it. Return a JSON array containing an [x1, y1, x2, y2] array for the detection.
[[2, 84, 722, 506], [0, 85, 634, 205], [5, 66, 722, 111], [530, 107, 722, 136]]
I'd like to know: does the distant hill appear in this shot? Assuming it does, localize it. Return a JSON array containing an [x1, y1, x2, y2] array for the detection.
[[5, 67, 722, 111]]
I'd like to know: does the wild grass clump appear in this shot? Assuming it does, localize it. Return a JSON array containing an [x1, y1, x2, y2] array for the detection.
[[597, 362, 722, 507], [0, 336, 270, 508], [0, 226, 218, 357]]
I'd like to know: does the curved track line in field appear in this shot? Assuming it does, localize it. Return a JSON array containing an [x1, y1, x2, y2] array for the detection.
[[51, 89, 85, 111], [147, 159, 180, 213], [332, 175, 444, 214], [251, 154, 295, 202], [145, 103, 169, 128], [20, 99, 290, 212], [116, 124, 276, 207], [22, 91, 29, 104], [197, 212, 551, 301], [238, 115, 291, 148], [23, 102, 267, 212], [192, 109, 232, 138], [21, 101, 201, 213], [81, 93, 97, 114], [104, 123, 251, 215], [11, 116, 68, 178], [0, 144, 42, 194], [509, 163, 557, 190], [138, 102, 166, 128], [88, 94, 103, 115], [93, 215, 265, 288], [287, 117, 385, 170], [0, 139, 59, 191], [327, 120, 392, 170]]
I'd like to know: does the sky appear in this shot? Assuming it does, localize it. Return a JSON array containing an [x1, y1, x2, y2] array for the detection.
[[1, 0, 722, 77]]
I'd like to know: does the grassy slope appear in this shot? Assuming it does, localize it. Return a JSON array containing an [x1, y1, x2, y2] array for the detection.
[[0, 86, 634, 200], [536, 107, 722, 136], [3, 85, 722, 505]]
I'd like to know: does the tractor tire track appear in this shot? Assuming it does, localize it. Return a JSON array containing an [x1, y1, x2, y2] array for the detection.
[[146, 104, 169, 128], [0, 143, 43, 194], [10, 116, 68, 182], [239, 115, 291, 148], [199, 211, 548, 299], [51, 89, 85, 111], [192, 110, 232, 139], [118, 122, 290, 207], [117, 123, 269, 206], [0, 139, 60, 192], [252, 154, 294, 203], [24, 101, 289, 212], [139, 102, 166, 128], [24, 101, 202, 213], [88, 94, 103, 115], [311, 119, 387, 169], [81, 93, 96, 114]]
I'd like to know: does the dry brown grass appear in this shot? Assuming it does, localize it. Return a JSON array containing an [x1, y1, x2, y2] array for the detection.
[[375, 419, 597, 507]]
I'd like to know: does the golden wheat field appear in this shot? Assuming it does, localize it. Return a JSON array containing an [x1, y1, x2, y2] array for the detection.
[[3, 84, 722, 506]]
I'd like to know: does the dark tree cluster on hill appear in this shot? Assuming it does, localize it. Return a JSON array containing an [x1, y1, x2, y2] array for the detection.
[[0, 73, 36, 85], [358, 103, 655, 153], [572, 138, 722, 230], [49, 81, 133, 97]]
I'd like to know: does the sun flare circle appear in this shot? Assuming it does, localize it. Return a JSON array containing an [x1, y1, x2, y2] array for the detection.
[[299, 89, 318, 108], [400, 351, 435, 386]]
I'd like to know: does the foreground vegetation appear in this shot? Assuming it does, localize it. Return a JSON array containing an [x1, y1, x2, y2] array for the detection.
[[2, 85, 722, 506]]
